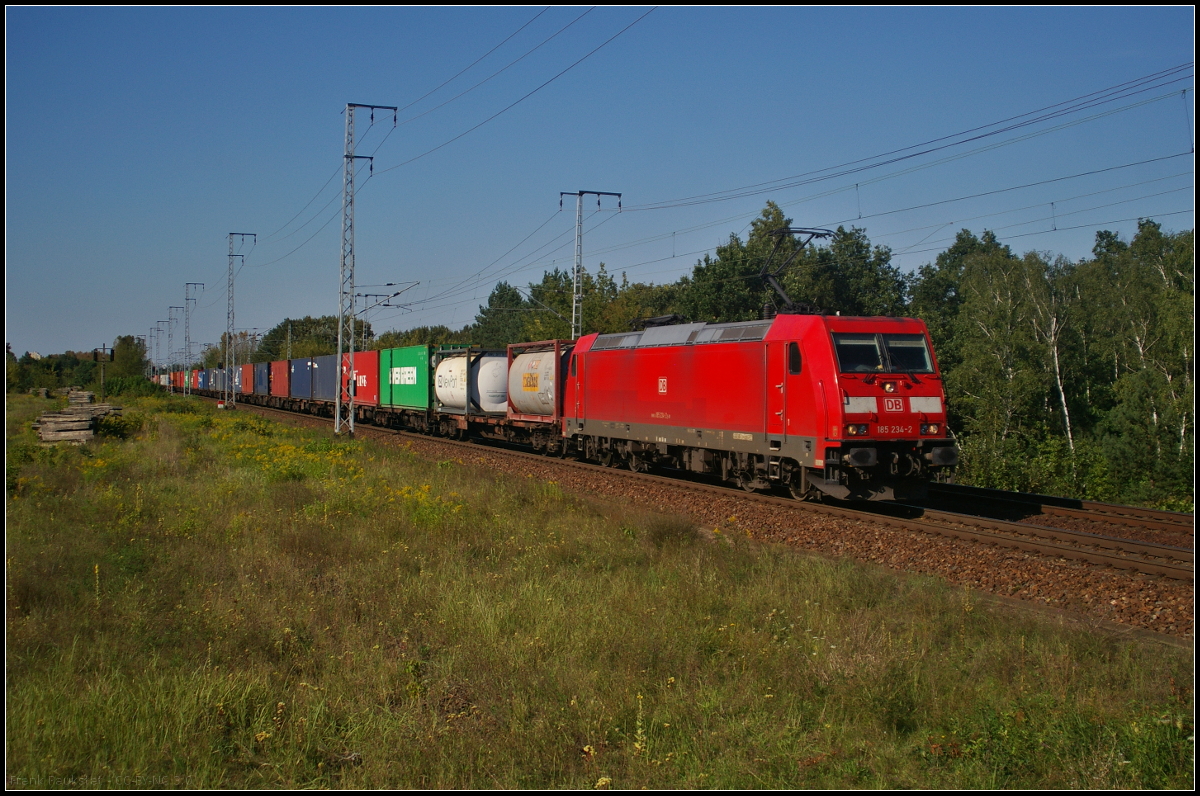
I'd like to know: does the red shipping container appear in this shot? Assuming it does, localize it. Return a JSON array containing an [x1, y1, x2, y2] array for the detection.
[[191, 370, 198, 390], [269, 360, 290, 397], [240, 363, 254, 395], [341, 350, 380, 407]]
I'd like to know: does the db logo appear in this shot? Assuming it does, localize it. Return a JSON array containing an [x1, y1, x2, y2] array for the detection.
[[658, 378, 668, 394], [883, 397, 904, 413]]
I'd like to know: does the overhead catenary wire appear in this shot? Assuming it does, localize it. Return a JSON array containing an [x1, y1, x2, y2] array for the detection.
[[259, 117, 387, 244], [414, 209, 624, 311], [175, 62, 1193, 344], [395, 7, 551, 115], [626, 85, 1192, 216], [544, 207, 1197, 302], [395, 8, 594, 128], [623, 63, 1193, 211], [388, 186, 1191, 326], [373, 7, 657, 175], [461, 152, 1192, 274], [188, 62, 1192, 330], [208, 10, 647, 278], [255, 8, 550, 249]]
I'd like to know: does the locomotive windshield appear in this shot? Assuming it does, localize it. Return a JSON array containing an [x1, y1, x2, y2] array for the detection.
[[882, 334, 934, 372], [833, 333, 934, 374]]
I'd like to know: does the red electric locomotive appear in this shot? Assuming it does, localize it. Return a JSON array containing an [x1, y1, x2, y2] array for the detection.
[[556, 228, 958, 500], [561, 313, 957, 500]]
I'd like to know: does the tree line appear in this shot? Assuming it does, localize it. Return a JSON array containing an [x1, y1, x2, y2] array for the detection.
[[7, 202, 1191, 508], [6, 336, 157, 397], [464, 202, 1192, 508]]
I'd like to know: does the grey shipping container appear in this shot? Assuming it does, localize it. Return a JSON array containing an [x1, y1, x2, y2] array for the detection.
[[254, 362, 270, 396], [312, 354, 338, 402]]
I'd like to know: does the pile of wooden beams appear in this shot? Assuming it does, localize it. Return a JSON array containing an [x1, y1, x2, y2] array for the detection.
[[33, 391, 123, 445]]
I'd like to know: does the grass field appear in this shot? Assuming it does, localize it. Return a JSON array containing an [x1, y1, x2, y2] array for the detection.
[[5, 393, 1194, 789]]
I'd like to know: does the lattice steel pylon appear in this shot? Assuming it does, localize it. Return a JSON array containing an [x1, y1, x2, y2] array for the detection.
[[184, 283, 203, 395], [148, 327, 158, 378], [559, 191, 621, 339], [227, 233, 255, 407], [336, 102, 396, 436], [168, 306, 183, 392], [136, 334, 148, 379], [156, 321, 169, 380]]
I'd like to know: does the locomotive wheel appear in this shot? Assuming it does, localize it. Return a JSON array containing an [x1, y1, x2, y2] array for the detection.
[[788, 473, 809, 501], [736, 471, 757, 493], [599, 449, 616, 468], [628, 454, 648, 473]]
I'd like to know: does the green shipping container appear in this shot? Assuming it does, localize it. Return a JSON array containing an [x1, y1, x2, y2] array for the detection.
[[379, 345, 433, 409]]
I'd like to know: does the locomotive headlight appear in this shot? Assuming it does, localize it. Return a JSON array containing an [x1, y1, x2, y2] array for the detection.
[[883, 382, 897, 393], [921, 423, 940, 435], [845, 424, 870, 436]]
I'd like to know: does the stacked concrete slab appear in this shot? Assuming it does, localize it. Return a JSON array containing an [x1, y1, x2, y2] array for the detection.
[[33, 390, 123, 444]]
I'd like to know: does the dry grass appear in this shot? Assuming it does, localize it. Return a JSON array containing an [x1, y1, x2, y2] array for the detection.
[[5, 393, 1194, 789]]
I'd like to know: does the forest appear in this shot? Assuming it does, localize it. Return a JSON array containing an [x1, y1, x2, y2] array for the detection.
[[7, 203, 1192, 508]]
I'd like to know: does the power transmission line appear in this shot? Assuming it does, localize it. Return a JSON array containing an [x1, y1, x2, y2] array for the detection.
[[395, 7, 551, 115], [396, 8, 594, 128], [374, 7, 657, 175], [624, 63, 1192, 211]]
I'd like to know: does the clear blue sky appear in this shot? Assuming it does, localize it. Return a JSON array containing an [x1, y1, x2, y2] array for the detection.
[[5, 6, 1194, 360]]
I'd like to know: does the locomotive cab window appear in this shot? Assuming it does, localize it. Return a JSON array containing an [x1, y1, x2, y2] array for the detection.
[[833, 332, 934, 374], [570, 355, 577, 376], [881, 334, 934, 373], [832, 333, 885, 372], [787, 342, 802, 374]]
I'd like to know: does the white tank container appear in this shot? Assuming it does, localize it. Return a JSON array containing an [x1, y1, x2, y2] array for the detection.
[[508, 351, 557, 415], [475, 355, 509, 413], [435, 353, 508, 414], [434, 357, 467, 409]]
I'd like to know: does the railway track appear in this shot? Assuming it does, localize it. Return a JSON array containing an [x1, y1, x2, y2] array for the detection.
[[923, 482, 1193, 549], [217, 399, 1194, 583]]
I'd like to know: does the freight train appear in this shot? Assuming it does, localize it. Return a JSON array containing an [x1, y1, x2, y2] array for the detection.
[[167, 312, 958, 501]]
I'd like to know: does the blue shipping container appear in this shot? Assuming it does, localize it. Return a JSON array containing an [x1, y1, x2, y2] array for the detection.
[[289, 358, 313, 399]]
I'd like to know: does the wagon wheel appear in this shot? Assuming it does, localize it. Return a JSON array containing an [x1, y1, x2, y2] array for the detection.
[[788, 470, 810, 501]]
